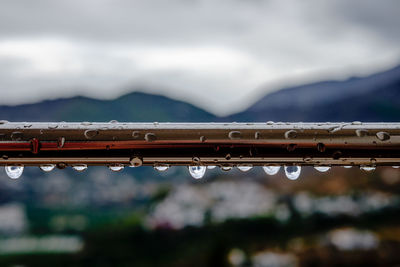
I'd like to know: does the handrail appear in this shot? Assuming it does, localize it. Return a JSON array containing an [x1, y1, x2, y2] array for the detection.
[[0, 121, 398, 168]]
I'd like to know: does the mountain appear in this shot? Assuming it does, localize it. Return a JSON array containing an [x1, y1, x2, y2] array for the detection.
[[0, 64, 399, 123], [227, 64, 400, 122], [0, 92, 216, 122]]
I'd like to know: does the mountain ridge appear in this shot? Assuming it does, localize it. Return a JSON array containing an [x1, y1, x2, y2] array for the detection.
[[0, 64, 399, 122], [248, 64, 400, 111], [225, 64, 400, 122], [0, 91, 216, 122]]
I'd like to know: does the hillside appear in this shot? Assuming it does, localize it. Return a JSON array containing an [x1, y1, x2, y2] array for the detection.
[[227, 64, 400, 122], [0, 92, 216, 122], [1, 65, 399, 123]]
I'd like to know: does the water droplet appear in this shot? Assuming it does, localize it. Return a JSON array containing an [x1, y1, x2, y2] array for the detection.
[[145, 133, 157, 142], [30, 138, 39, 154], [314, 166, 331, 172], [57, 137, 65, 148], [39, 164, 56, 172], [284, 166, 301, 180], [360, 166, 375, 172], [130, 157, 142, 167], [11, 132, 23, 141], [48, 124, 58, 129], [284, 130, 297, 139], [109, 164, 124, 172], [392, 166, 400, 169], [188, 166, 206, 179], [192, 157, 200, 163], [207, 165, 217, 169], [343, 166, 353, 169], [376, 131, 390, 141], [154, 165, 169, 172], [72, 164, 87, 172], [332, 151, 342, 159], [57, 163, 67, 169], [228, 131, 241, 140], [287, 144, 297, 152], [220, 166, 232, 171], [263, 166, 280, 175], [237, 165, 252, 172], [355, 129, 368, 137], [84, 129, 99, 139], [132, 131, 140, 139], [328, 125, 341, 133], [317, 143, 326, 152], [5, 165, 24, 179]]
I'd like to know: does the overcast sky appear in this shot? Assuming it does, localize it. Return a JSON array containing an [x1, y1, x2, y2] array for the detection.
[[0, 0, 399, 115]]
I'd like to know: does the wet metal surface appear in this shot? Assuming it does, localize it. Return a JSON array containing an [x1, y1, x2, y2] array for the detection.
[[0, 122, 398, 167]]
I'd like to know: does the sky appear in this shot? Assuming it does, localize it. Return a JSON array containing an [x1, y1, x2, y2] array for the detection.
[[0, 0, 399, 116]]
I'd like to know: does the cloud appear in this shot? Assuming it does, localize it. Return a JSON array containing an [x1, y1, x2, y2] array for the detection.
[[0, 0, 399, 115]]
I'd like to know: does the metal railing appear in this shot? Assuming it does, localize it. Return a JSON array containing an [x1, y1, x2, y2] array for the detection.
[[0, 121, 399, 179]]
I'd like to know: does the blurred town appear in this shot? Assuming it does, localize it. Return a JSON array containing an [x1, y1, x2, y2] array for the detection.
[[1, 165, 400, 266]]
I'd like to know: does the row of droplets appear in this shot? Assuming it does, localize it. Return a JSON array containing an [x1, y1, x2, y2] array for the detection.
[[5, 164, 398, 180], [4, 164, 124, 179], [186, 165, 299, 180], [150, 164, 391, 180]]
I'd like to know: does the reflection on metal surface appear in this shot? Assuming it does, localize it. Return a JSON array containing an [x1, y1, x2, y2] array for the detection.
[[0, 122, 398, 168]]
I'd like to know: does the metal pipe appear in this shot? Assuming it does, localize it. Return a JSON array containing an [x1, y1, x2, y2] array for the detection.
[[0, 121, 399, 167]]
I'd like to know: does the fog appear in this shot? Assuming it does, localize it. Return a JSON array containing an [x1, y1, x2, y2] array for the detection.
[[0, 0, 399, 115]]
